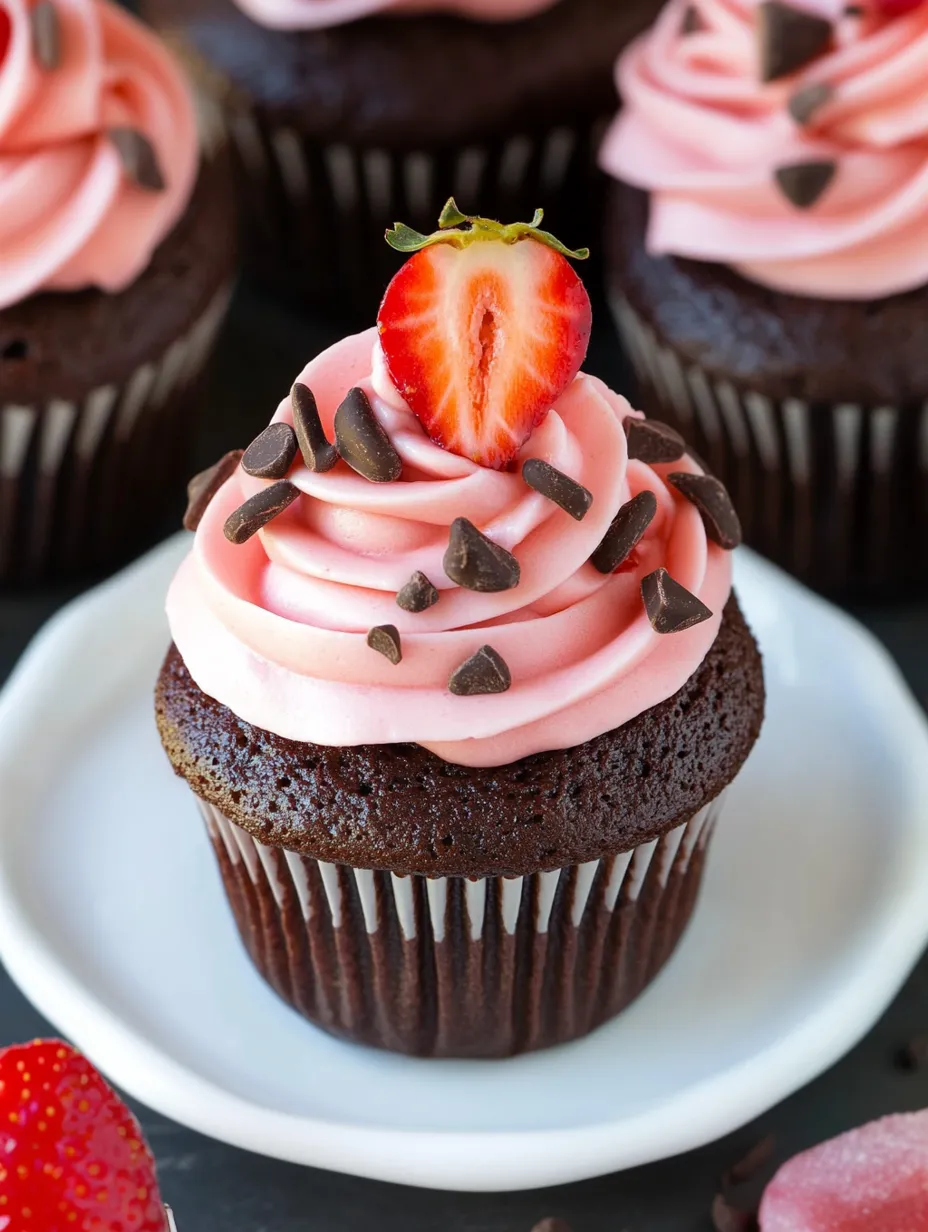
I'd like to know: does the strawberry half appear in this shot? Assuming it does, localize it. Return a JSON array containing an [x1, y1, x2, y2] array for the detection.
[[378, 200, 592, 469], [0, 1039, 168, 1231]]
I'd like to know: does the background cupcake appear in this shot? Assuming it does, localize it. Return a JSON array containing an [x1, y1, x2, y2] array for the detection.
[[601, 0, 928, 596], [156, 210, 763, 1057], [136, 0, 661, 316], [0, 0, 235, 585]]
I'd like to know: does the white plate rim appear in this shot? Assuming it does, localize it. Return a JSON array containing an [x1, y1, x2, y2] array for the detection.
[[0, 537, 927, 1191]]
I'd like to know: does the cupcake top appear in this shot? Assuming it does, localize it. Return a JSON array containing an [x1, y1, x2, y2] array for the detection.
[[759, 1108, 928, 1231], [168, 204, 740, 769], [0, 0, 198, 312], [600, 0, 928, 300], [231, 0, 558, 30]]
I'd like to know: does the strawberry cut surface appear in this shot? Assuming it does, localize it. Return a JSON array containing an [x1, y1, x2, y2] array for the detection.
[[0, 1039, 166, 1231], [378, 236, 592, 469]]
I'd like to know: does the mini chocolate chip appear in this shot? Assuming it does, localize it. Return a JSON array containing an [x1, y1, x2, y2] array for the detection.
[[723, 1136, 776, 1190], [788, 80, 833, 125], [668, 472, 743, 549], [396, 571, 440, 613], [522, 459, 593, 521], [334, 387, 402, 483], [775, 159, 836, 208], [367, 625, 402, 665], [642, 567, 713, 634], [292, 383, 337, 473], [711, 1194, 758, 1232], [108, 127, 166, 192], [590, 490, 657, 574], [895, 1035, 928, 1072], [532, 1221, 574, 1232], [625, 418, 686, 464], [444, 518, 520, 593], [759, 1, 832, 83], [183, 449, 243, 532], [223, 480, 300, 545], [681, 3, 705, 33], [449, 645, 511, 696], [844, 3, 864, 13], [242, 422, 298, 480], [30, 1, 61, 70]]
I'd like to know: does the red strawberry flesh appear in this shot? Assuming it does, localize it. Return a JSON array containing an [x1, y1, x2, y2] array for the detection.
[[0, 1039, 166, 1231], [378, 237, 592, 469], [0, 8, 11, 66]]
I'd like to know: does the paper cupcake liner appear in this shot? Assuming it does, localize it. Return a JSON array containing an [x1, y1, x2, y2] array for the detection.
[[0, 282, 232, 585], [198, 793, 723, 1058], [218, 102, 608, 314], [611, 292, 928, 595]]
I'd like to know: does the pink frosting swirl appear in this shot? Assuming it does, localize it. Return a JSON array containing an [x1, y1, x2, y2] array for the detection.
[[231, 0, 557, 29], [600, 0, 928, 299], [167, 329, 731, 768], [0, 0, 198, 311]]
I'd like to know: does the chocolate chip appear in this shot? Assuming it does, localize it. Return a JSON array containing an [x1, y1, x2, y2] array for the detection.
[[532, 1221, 574, 1232], [590, 490, 657, 574], [396, 571, 440, 613], [895, 1034, 928, 1072], [522, 459, 593, 521], [242, 422, 298, 480], [788, 80, 833, 125], [449, 645, 511, 696], [334, 387, 402, 483], [642, 567, 713, 634], [681, 4, 705, 33], [367, 625, 402, 665], [668, 472, 742, 549], [444, 518, 520, 593], [108, 127, 166, 192], [711, 1194, 758, 1232], [775, 159, 836, 208], [759, 1, 832, 82], [183, 449, 243, 532], [844, 4, 864, 15], [723, 1135, 776, 1189], [30, 1, 61, 70], [223, 480, 300, 545], [625, 418, 686, 465], [292, 383, 337, 473]]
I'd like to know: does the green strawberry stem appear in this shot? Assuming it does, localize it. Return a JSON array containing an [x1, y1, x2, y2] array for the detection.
[[386, 198, 590, 261]]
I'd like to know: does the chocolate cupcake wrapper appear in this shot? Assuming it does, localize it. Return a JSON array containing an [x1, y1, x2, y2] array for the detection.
[[0, 282, 232, 585], [198, 793, 724, 1058], [219, 102, 608, 313], [612, 292, 928, 595]]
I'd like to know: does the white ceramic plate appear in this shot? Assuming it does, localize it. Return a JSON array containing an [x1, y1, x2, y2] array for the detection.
[[0, 536, 927, 1192]]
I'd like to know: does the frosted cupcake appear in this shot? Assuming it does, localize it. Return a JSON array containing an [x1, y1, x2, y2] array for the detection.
[[0, 0, 235, 584], [136, 0, 660, 315], [601, 0, 928, 595], [157, 204, 764, 1057]]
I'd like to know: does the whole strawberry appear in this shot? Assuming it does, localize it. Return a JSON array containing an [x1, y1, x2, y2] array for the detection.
[[0, 1039, 168, 1231], [378, 200, 592, 470]]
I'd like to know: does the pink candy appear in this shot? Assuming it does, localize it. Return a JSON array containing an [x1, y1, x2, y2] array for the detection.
[[760, 1111, 928, 1231]]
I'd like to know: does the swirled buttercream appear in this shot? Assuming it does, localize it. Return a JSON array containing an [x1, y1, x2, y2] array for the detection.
[[231, 0, 558, 30]]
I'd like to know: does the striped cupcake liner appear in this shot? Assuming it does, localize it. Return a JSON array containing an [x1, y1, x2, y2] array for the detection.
[[199, 793, 724, 1058], [612, 292, 928, 595], [0, 282, 232, 585], [218, 101, 609, 314]]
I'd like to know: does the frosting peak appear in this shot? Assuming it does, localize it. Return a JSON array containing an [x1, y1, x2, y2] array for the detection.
[[231, 0, 558, 30], [0, 0, 198, 311], [168, 328, 733, 768], [600, 0, 928, 299]]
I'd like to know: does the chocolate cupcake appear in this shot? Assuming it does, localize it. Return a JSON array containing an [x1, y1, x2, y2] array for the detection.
[[136, 0, 659, 316], [156, 207, 763, 1057], [600, 0, 928, 597], [0, 0, 236, 585]]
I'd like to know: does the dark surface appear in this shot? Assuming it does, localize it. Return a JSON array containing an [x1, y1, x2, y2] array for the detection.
[[605, 181, 928, 405], [2, 285, 928, 1226]]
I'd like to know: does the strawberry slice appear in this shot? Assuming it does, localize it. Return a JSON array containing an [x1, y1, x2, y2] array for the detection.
[[378, 200, 592, 469], [0, 1039, 168, 1231]]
